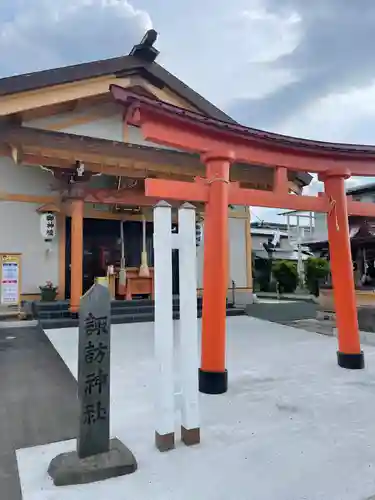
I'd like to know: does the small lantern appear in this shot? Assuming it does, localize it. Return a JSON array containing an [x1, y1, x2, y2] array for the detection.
[[40, 212, 57, 242]]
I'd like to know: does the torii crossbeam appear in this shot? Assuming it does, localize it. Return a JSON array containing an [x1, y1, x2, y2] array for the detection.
[[111, 84, 375, 394]]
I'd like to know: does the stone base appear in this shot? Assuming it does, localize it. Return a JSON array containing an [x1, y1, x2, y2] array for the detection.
[[337, 351, 365, 370], [47, 438, 137, 486], [155, 431, 175, 452], [199, 368, 228, 394], [181, 426, 200, 446]]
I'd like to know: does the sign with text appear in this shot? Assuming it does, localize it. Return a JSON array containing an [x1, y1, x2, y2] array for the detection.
[[1, 255, 20, 305], [77, 284, 111, 459]]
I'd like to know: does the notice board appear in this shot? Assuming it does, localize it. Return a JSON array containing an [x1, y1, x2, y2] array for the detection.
[[0, 254, 21, 306]]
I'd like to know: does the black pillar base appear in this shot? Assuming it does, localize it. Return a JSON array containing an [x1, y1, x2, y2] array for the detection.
[[199, 369, 228, 394], [337, 351, 365, 370]]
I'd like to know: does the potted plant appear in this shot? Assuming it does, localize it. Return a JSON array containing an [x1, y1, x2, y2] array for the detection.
[[39, 281, 58, 301]]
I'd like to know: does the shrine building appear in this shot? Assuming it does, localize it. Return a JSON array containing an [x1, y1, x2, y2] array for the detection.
[[0, 31, 312, 310]]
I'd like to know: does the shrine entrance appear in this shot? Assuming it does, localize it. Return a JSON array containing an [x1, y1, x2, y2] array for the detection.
[[65, 217, 156, 298], [111, 83, 375, 395]]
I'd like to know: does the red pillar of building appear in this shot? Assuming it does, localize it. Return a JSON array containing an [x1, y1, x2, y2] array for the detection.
[[199, 151, 234, 394], [70, 199, 84, 313], [322, 172, 364, 369]]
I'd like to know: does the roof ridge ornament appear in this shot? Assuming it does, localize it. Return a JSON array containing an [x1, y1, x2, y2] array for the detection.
[[129, 29, 159, 63]]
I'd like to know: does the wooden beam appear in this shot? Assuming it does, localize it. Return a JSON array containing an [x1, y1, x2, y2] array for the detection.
[[36, 202, 61, 213], [144, 177, 330, 213], [145, 178, 209, 203], [139, 114, 375, 177], [347, 200, 375, 217], [229, 185, 329, 212], [21, 153, 147, 178], [0, 192, 57, 204], [19, 146, 203, 178], [0, 76, 133, 117], [63, 187, 181, 207]]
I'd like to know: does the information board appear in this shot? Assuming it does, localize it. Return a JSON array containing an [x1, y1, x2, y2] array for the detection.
[[1, 254, 21, 305]]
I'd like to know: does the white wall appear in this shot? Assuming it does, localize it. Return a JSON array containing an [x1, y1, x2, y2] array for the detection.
[[0, 201, 59, 294], [0, 157, 60, 293], [25, 104, 183, 151], [196, 217, 248, 289], [0, 156, 55, 195]]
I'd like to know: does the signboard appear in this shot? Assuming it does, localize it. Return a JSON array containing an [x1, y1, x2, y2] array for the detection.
[[77, 284, 111, 458], [1, 255, 20, 305]]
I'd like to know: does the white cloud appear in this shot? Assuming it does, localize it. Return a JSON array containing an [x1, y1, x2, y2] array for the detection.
[[0, 0, 152, 77], [279, 82, 375, 143], [239, 4, 301, 65], [2, 0, 375, 223]]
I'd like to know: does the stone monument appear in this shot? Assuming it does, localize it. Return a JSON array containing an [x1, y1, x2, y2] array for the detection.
[[48, 284, 137, 486]]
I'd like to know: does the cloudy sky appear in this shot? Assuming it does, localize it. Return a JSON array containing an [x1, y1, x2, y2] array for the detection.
[[1, 0, 375, 222]]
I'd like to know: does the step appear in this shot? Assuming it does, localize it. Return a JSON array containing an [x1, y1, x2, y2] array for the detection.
[[33, 297, 204, 314], [226, 307, 246, 317], [37, 303, 203, 321], [37, 305, 156, 320], [40, 307, 243, 330], [41, 317, 79, 329], [32, 300, 69, 312]]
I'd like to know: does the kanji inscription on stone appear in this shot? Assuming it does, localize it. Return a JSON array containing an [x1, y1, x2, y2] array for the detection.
[[77, 284, 111, 459]]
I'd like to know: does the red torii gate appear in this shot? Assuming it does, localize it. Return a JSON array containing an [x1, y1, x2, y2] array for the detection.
[[111, 84, 375, 395]]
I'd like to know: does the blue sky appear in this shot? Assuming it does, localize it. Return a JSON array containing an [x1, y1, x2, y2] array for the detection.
[[1, 0, 375, 222]]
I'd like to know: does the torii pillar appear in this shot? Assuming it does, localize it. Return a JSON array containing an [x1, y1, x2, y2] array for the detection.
[[70, 198, 84, 313], [144, 149, 234, 394], [320, 171, 364, 369], [199, 151, 234, 394]]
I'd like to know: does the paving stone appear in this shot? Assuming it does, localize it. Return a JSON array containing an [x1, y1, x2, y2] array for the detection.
[[0, 326, 78, 499]]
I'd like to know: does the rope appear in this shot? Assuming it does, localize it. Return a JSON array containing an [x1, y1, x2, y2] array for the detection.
[[205, 177, 230, 185], [328, 196, 340, 231]]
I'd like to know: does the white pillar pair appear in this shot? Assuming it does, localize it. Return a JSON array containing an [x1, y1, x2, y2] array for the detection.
[[153, 201, 200, 452]]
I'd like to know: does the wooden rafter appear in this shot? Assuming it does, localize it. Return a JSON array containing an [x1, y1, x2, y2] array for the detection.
[[0, 126, 304, 188]]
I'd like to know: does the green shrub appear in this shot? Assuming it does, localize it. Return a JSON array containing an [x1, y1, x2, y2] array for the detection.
[[272, 260, 298, 293], [304, 257, 330, 296], [253, 256, 273, 292]]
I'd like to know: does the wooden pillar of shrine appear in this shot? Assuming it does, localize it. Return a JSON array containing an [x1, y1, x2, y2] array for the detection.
[[199, 151, 234, 394], [70, 199, 84, 313], [321, 171, 364, 369]]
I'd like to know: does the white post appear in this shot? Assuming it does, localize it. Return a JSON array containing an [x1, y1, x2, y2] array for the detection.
[[178, 203, 200, 446], [153, 200, 175, 452]]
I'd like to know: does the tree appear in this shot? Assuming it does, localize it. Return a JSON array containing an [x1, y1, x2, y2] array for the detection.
[[272, 260, 298, 294], [304, 257, 330, 296]]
